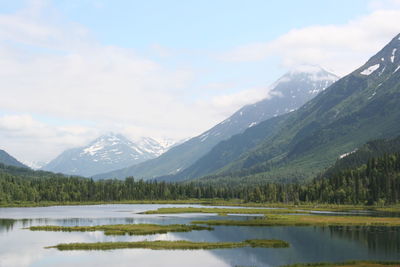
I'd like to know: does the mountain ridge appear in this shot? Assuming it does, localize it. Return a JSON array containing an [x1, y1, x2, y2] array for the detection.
[[176, 33, 400, 184], [94, 66, 338, 180], [0, 149, 28, 168], [42, 133, 175, 177]]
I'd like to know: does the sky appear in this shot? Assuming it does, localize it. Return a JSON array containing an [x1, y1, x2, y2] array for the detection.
[[1, 0, 400, 164]]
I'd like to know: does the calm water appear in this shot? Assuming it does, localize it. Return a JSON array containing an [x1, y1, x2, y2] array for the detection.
[[0, 204, 399, 267]]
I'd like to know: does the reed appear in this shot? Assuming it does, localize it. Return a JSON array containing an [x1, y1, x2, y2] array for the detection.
[[46, 239, 290, 251], [28, 223, 213, 236]]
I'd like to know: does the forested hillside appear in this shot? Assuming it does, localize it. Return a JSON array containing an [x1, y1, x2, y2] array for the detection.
[[1, 137, 400, 205], [163, 33, 400, 184], [0, 150, 28, 168]]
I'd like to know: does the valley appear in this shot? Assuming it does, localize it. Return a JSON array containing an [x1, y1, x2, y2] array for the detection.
[[1, 4, 400, 265]]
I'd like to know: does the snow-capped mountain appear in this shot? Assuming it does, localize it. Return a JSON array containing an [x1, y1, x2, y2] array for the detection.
[[201, 65, 338, 138], [22, 160, 47, 170], [42, 133, 175, 177], [94, 66, 338, 180], [169, 33, 400, 183], [137, 137, 176, 157]]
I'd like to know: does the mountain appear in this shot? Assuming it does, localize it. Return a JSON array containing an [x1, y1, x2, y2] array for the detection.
[[22, 160, 47, 170], [42, 133, 175, 177], [136, 137, 177, 157], [172, 33, 400, 184], [0, 150, 28, 168], [94, 67, 338, 180]]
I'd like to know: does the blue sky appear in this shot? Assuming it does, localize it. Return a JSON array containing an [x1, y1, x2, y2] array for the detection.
[[0, 0, 400, 162], [49, 0, 369, 49]]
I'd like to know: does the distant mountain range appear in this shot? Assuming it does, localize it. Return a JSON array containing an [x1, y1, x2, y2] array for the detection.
[[42, 133, 176, 177], [94, 66, 338, 180], [0, 149, 28, 168], [22, 160, 47, 170], [166, 33, 400, 184]]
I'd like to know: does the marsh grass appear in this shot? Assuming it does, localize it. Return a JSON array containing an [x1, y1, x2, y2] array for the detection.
[[141, 207, 309, 215], [192, 214, 400, 227], [245, 239, 290, 248], [280, 260, 400, 267], [46, 239, 289, 251], [28, 224, 213, 236]]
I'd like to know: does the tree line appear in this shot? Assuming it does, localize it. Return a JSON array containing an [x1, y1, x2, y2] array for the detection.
[[1, 152, 400, 205]]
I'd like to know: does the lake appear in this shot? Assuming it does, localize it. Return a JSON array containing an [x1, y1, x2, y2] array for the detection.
[[0, 204, 399, 267]]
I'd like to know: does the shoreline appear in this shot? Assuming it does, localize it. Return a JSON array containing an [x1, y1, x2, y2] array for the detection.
[[1, 200, 399, 213]]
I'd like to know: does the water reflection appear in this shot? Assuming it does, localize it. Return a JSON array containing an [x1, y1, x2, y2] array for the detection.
[[326, 225, 400, 253], [0, 205, 399, 267], [0, 219, 16, 233]]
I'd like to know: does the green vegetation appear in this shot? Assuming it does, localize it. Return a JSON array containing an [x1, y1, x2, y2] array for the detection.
[[199, 201, 400, 213], [46, 239, 289, 251], [245, 239, 290, 248], [1, 148, 400, 208], [201, 151, 400, 205], [28, 223, 212, 236], [192, 214, 400, 227], [141, 207, 309, 215], [280, 261, 400, 267], [0, 199, 213, 208]]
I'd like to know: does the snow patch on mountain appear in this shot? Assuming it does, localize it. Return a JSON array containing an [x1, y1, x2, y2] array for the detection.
[[82, 143, 104, 156], [391, 48, 397, 63], [248, 122, 257, 128], [360, 64, 380, 75], [339, 149, 357, 159], [199, 132, 210, 142], [137, 137, 176, 156]]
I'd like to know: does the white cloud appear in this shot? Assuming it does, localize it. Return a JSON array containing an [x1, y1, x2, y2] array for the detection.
[[0, 114, 98, 162], [368, 0, 400, 9], [220, 8, 400, 75], [2, 1, 400, 163], [203, 87, 270, 117], [0, 2, 231, 161]]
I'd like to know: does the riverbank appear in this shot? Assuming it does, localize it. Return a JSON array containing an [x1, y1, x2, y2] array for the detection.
[[192, 214, 400, 227], [1, 199, 399, 214]]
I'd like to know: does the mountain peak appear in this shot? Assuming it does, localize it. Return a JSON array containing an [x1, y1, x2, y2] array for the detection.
[[269, 66, 338, 97], [43, 133, 175, 177], [283, 65, 339, 82], [288, 64, 330, 74]]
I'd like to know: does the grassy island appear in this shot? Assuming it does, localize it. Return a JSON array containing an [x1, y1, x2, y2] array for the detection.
[[28, 223, 212, 236], [192, 214, 400, 227], [46, 239, 289, 251], [141, 207, 310, 215]]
